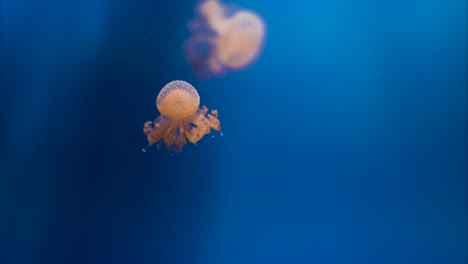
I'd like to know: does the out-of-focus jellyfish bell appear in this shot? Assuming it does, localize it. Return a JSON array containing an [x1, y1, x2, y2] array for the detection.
[[143, 80, 221, 153], [184, 0, 266, 79]]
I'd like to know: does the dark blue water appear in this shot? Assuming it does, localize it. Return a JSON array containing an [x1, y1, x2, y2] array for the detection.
[[1, 0, 467, 263]]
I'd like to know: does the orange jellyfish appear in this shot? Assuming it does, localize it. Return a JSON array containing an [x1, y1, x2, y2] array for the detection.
[[143, 80, 221, 153], [184, 0, 266, 78]]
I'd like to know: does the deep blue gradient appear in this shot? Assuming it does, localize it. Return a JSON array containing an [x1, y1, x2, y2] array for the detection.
[[1, 0, 467, 263]]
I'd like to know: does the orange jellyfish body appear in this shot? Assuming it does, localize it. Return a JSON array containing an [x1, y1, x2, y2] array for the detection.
[[184, 0, 265, 78], [216, 11, 265, 69], [143, 80, 221, 152]]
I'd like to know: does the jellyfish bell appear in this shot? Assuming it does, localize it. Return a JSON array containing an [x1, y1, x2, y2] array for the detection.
[[156, 80, 200, 120], [143, 80, 221, 153], [185, 0, 266, 79], [215, 10, 265, 69]]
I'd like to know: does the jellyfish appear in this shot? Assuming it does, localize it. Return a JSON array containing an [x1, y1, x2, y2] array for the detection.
[[143, 80, 221, 153], [184, 0, 266, 78]]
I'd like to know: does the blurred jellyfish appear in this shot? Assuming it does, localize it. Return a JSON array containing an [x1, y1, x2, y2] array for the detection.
[[184, 0, 266, 78], [143, 80, 221, 153]]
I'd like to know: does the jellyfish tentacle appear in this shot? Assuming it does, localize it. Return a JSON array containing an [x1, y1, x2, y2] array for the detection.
[[162, 120, 188, 153], [143, 115, 172, 145], [207, 109, 221, 131], [183, 106, 221, 144], [172, 123, 188, 152], [143, 121, 154, 141], [162, 120, 176, 149], [184, 109, 208, 143]]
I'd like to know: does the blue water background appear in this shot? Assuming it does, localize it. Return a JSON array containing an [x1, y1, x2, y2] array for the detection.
[[1, 0, 467, 263]]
